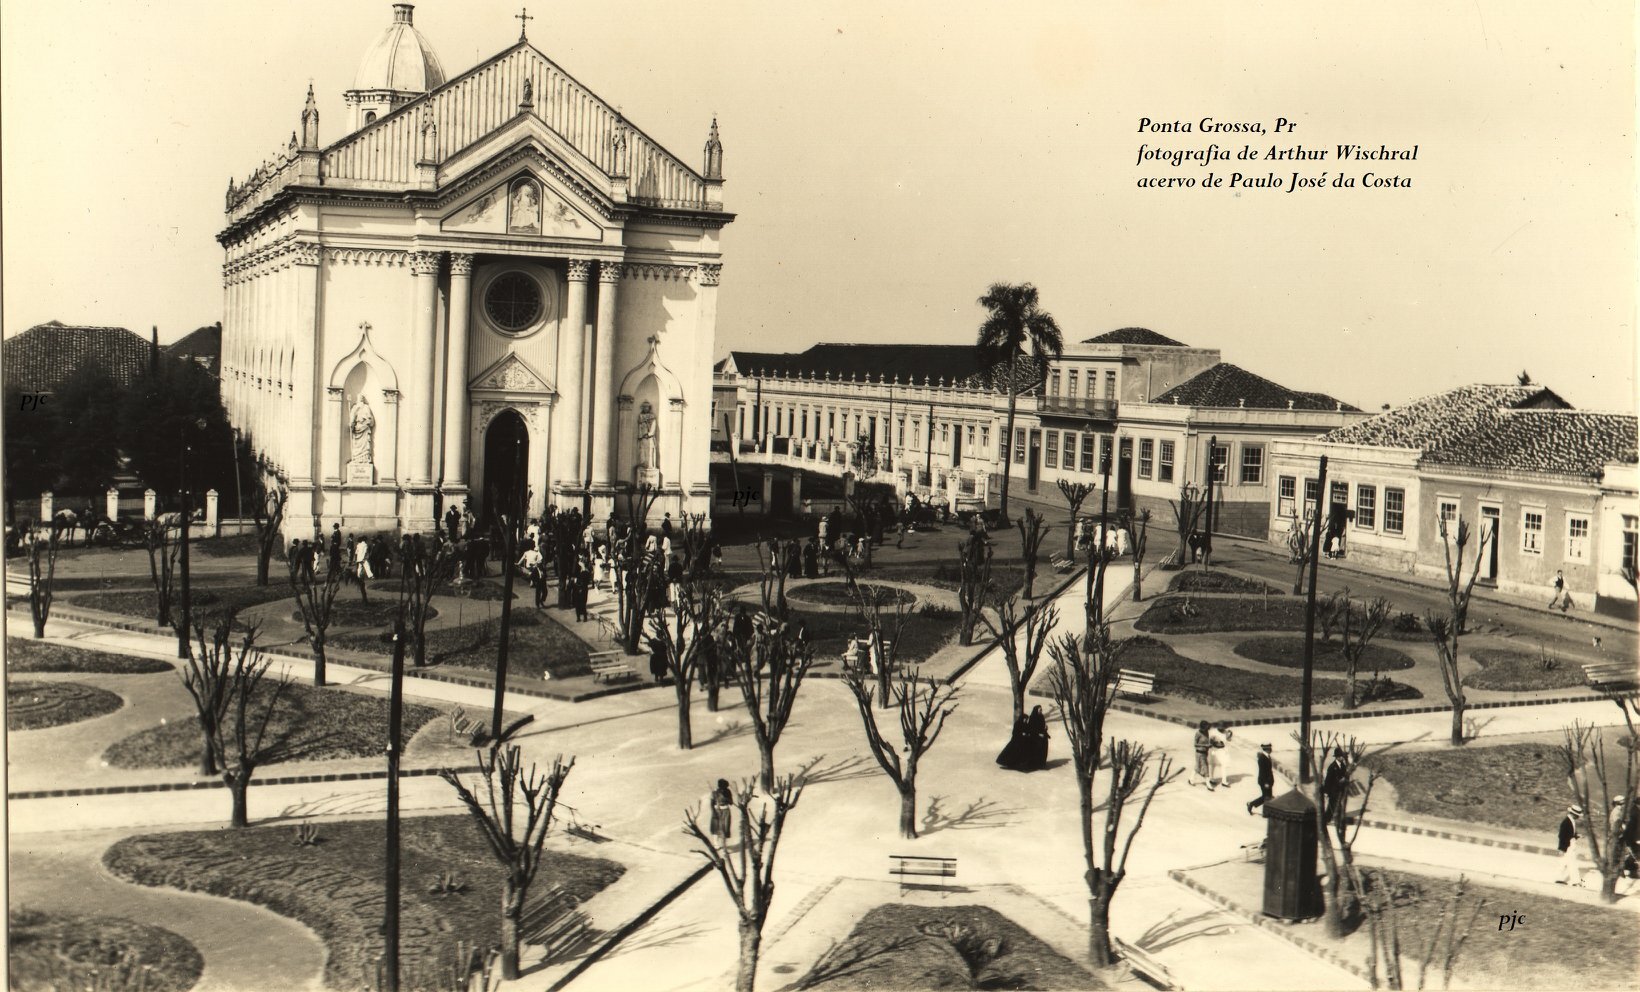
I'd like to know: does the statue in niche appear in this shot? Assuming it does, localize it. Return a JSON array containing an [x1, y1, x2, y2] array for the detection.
[[636, 401, 659, 471], [509, 181, 541, 234], [348, 395, 376, 472]]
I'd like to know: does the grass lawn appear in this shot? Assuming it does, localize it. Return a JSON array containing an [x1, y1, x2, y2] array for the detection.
[[4, 637, 173, 674], [7, 681, 124, 730], [1136, 596, 1427, 641], [1030, 637, 1361, 710], [1463, 648, 1589, 691], [787, 582, 919, 608], [1355, 867, 1638, 990], [1231, 636, 1416, 672], [1168, 570, 1286, 595], [8, 908, 204, 992], [1362, 734, 1635, 833], [332, 610, 593, 679], [795, 607, 959, 667], [103, 815, 624, 992], [787, 903, 1102, 991], [192, 532, 274, 559], [102, 682, 442, 769], [71, 584, 294, 624], [291, 598, 438, 628]]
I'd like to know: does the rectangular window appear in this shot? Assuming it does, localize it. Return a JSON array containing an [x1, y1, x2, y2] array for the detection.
[[942, 423, 950, 445], [1522, 510, 1544, 554], [1623, 515, 1638, 575], [912, 420, 921, 449], [1014, 428, 1026, 464], [1045, 431, 1059, 468], [1240, 445, 1264, 485], [1209, 444, 1229, 484], [1099, 436, 1113, 474], [1566, 515, 1590, 562], [1355, 485, 1376, 529], [1158, 440, 1175, 482], [1081, 434, 1095, 472], [1104, 370, 1117, 400], [1384, 488, 1405, 534], [1066, 370, 1079, 399], [967, 425, 976, 450], [801, 410, 809, 438], [1049, 371, 1061, 396], [981, 426, 990, 449], [1303, 478, 1320, 517], [1277, 476, 1296, 518], [1438, 500, 1458, 526], [1330, 481, 1349, 510], [1138, 438, 1154, 478]]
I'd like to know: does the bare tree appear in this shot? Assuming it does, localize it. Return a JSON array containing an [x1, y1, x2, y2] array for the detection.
[[1296, 731, 1379, 937], [836, 553, 913, 708], [181, 618, 294, 827], [684, 775, 805, 992], [841, 667, 959, 838], [1168, 483, 1206, 566], [289, 546, 346, 687], [648, 518, 724, 749], [1333, 590, 1393, 710], [1286, 508, 1318, 595], [1424, 517, 1490, 745], [614, 484, 664, 653], [720, 561, 816, 790], [1016, 507, 1049, 599], [956, 532, 994, 647], [1127, 509, 1151, 603], [1045, 627, 1181, 966], [144, 517, 180, 627], [250, 478, 287, 587], [1057, 479, 1094, 558], [441, 748, 575, 980], [397, 535, 457, 668], [26, 529, 59, 638], [1352, 866, 1486, 991], [995, 595, 1058, 727], [1559, 718, 1639, 903]]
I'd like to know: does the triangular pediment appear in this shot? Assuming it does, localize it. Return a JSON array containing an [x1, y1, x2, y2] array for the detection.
[[441, 160, 602, 239], [470, 352, 553, 394]]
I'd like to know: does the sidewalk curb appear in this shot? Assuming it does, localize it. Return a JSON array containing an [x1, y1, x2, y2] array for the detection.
[[7, 764, 482, 801], [546, 861, 713, 992], [1355, 818, 1557, 858], [1167, 867, 1371, 984]]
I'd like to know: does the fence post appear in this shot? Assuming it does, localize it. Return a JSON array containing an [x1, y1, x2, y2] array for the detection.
[[106, 487, 120, 522], [40, 491, 53, 525], [144, 489, 157, 521], [205, 489, 220, 536]]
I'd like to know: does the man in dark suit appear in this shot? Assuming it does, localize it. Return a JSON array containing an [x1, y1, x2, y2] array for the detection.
[[1321, 748, 1349, 826], [1247, 743, 1276, 815]]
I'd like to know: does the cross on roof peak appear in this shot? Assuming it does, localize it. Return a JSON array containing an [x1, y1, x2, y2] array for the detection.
[[515, 6, 534, 40]]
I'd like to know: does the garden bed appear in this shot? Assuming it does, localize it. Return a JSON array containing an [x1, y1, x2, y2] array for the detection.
[[790, 903, 1102, 990], [291, 598, 437, 628], [797, 608, 960, 668], [1231, 636, 1416, 672], [4, 637, 173, 674], [786, 582, 919, 608], [102, 682, 442, 769], [7, 681, 124, 730], [8, 908, 204, 992], [103, 815, 624, 992], [1136, 596, 1426, 640], [1167, 570, 1286, 595], [70, 584, 293, 624], [331, 610, 593, 679], [1463, 648, 1589, 691]]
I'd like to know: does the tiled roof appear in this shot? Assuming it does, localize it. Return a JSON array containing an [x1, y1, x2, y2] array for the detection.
[[166, 324, 221, 374], [1423, 410, 1637, 477], [3, 322, 153, 392], [1152, 362, 1358, 411], [1082, 327, 1187, 347], [1321, 384, 1566, 449], [724, 344, 1044, 394]]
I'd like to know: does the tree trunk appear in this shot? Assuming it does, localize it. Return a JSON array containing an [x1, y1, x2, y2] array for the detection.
[[1023, 567, 1035, 600], [500, 882, 522, 980], [706, 676, 720, 713], [676, 684, 694, 750], [1600, 870, 1619, 903], [256, 546, 271, 586], [759, 742, 775, 793], [735, 917, 762, 992], [313, 633, 328, 688], [1011, 686, 1026, 729], [32, 610, 45, 638], [1450, 697, 1466, 746], [1293, 560, 1305, 596], [1088, 889, 1115, 968], [229, 776, 249, 828], [999, 356, 1018, 523], [1132, 560, 1142, 602], [199, 730, 217, 776], [898, 783, 918, 839]]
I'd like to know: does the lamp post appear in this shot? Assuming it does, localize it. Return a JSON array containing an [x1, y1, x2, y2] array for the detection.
[[1297, 455, 1328, 783], [176, 416, 208, 659]]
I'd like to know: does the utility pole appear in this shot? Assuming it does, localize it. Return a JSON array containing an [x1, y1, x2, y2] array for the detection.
[[1202, 435, 1217, 568], [177, 422, 193, 659], [383, 619, 406, 992], [493, 514, 516, 743], [1298, 455, 1328, 782]]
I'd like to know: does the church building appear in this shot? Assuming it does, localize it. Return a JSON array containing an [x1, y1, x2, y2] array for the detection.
[[220, 3, 731, 536]]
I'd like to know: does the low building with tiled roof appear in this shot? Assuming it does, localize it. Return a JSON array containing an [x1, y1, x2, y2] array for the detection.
[[166, 323, 221, 379], [3, 321, 154, 393], [1082, 327, 1188, 347], [1267, 382, 1638, 616], [1152, 363, 1359, 412]]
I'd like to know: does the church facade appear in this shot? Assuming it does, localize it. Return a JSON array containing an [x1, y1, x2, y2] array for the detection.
[[220, 4, 730, 537]]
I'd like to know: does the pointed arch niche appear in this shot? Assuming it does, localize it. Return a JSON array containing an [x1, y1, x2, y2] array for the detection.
[[324, 322, 401, 485], [616, 335, 685, 488]]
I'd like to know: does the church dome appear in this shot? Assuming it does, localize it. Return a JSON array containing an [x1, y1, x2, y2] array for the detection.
[[352, 4, 446, 93]]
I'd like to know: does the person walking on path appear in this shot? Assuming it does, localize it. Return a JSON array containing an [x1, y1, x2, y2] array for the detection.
[[1556, 804, 1585, 886], [710, 779, 735, 848], [648, 637, 668, 683], [1321, 748, 1350, 825], [328, 524, 343, 575], [1206, 722, 1232, 789], [1548, 569, 1571, 611], [1189, 721, 1211, 788], [1610, 796, 1639, 881], [1247, 743, 1275, 815]]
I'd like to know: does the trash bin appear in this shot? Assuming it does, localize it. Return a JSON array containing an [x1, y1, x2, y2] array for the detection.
[[1261, 788, 1323, 920]]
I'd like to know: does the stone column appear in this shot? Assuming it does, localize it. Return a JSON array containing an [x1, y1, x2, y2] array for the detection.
[[143, 490, 156, 520], [762, 471, 774, 515], [291, 243, 322, 490], [409, 250, 442, 486], [790, 472, 803, 515], [589, 261, 622, 489], [442, 253, 475, 490], [205, 489, 220, 535], [555, 259, 592, 490], [106, 487, 119, 522]]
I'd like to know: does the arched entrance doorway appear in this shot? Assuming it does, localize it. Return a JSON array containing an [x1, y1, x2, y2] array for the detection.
[[482, 410, 530, 526]]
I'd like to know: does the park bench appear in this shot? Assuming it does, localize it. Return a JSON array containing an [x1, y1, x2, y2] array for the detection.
[[1049, 553, 1076, 573], [1112, 937, 1180, 991], [523, 883, 596, 964], [588, 650, 639, 684], [1582, 661, 1637, 689], [1114, 669, 1156, 700], [889, 854, 957, 895]]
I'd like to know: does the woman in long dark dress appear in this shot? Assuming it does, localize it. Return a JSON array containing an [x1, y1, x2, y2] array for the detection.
[[1022, 705, 1050, 771], [996, 716, 1031, 770]]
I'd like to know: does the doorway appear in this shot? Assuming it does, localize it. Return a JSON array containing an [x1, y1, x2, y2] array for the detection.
[[1026, 430, 1042, 492], [1479, 504, 1500, 583], [482, 410, 530, 527]]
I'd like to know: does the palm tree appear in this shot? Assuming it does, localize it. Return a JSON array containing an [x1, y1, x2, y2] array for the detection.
[[977, 283, 1063, 523]]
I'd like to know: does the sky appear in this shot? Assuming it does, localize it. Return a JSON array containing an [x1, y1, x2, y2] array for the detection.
[[2, 0, 1635, 413]]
